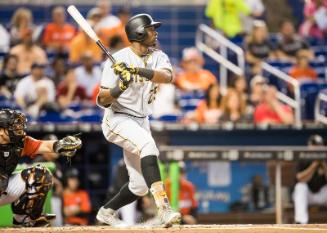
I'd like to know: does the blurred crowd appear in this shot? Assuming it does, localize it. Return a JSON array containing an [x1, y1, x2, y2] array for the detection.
[[0, 0, 326, 126]]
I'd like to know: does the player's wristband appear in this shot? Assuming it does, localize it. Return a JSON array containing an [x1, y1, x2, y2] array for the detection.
[[109, 85, 124, 98], [136, 68, 154, 80]]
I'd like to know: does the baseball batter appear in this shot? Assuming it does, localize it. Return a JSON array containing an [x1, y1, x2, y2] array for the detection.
[[96, 14, 181, 227], [0, 109, 82, 227]]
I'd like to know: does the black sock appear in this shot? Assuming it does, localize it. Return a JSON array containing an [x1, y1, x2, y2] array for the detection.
[[103, 183, 139, 210], [141, 155, 161, 188]]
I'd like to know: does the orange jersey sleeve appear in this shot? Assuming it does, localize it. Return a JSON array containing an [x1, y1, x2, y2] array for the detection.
[[21, 136, 42, 159], [79, 191, 91, 213]]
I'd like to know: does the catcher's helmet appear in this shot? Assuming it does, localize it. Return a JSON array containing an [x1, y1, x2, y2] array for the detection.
[[125, 14, 161, 42], [0, 109, 26, 143]]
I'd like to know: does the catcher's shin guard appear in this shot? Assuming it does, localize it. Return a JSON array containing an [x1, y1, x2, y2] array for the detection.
[[11, 165, 54, 227]]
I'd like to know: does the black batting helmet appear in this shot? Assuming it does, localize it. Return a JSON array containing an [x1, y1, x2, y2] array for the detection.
[[125, 14, 161, 42], [0, 109, 26, 143]]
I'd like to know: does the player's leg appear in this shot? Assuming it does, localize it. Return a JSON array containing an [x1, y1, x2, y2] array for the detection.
[[97, 149, 147, 227], [11, 165, 54, 227], [100, 115, 180, 226], [308, 184, 327, 206], [140, 118, 181, 226], [293, 182, 311, 223], [119, 201, 138, 225], [0, 173, 26, 206]]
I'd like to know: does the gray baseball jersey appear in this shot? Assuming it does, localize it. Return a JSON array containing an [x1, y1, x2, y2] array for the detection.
[[100, 47, 172, 117]]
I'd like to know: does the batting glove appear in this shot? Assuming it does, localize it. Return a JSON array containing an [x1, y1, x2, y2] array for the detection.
[[118, 69, 133, 91], [112, 62, 128, 75]]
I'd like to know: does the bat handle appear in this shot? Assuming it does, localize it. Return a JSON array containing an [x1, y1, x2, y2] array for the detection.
[[96, 40, 116, 64]]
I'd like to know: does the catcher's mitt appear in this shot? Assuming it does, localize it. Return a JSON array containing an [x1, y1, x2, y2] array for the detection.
[[53, 133, 82, 157]]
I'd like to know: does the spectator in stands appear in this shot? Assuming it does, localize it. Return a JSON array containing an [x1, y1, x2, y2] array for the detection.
[[293, 134, 327, 224], [195, 83, 222, 124], [14, 62, 55, 118], [74, 52, 101, 98], [205, 0, 250, 38], [87, 7, 103, 28], [261, 0, 294, 32], [10, 27, 48, 75], [300, 0, 327, 40], [249, 75, 267, 106], [57, 67, 88, 109], [245, 20, 275, 75], [0, 23, 10, 52], [42, 6, 77, 53], [63, 168, 91, 226], [288, 50, 317, 82], [9, 7, 42, 46], [108, 35, 126, 54], [230, 75, 248, 104], [0, 54, 22, 99], [69, 22, 102, 64], [165, 162, 198, 224], [176, 47, 217, 92], [99, 7, 130, 47], [48, 56, 67, 86], [254, 85, 294, 125], [277, 20, 314, 62], [242, 0, 265, 34], [91, 84, 100, 105], [220, 88, 250, 123], [95, 0, 121, 31]]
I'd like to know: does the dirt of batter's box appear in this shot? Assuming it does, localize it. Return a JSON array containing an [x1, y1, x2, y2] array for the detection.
[[1, 224, 327, 233]]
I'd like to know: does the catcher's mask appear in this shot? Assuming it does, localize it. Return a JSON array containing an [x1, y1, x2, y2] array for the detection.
[[125, 14, 161, 43], [0, 109, 26, 143]]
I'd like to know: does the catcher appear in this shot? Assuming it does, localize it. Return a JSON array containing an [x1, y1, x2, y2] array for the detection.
[[0, 109, 82, 227]]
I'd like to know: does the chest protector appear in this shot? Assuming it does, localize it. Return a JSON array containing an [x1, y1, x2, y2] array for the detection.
[[0, 141, 24, 176]]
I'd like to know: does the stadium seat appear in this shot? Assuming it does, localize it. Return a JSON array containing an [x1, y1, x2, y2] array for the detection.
[[67, 103, 83, 112], [158, 114, 181, 122], [77, 111, 103, 123], [0, 100, 21, 110], [318, 89, 327, 116], [38, 111, 74, 123], [178, 91, 205, 113]]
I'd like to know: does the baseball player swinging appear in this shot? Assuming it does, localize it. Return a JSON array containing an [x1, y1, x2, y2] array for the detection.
[[0, 109, 82, 227], [96, 14, 181, 227]]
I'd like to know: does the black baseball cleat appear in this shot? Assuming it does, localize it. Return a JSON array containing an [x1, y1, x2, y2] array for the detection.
[[13, 214, 56, 227]]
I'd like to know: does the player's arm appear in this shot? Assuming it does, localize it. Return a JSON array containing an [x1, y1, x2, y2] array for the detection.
[[97, 61, 132, 107], [296, 160, 319, 183], [115, 64, 173, 84], [97, 87, 119, 107], [34, 135, 82, 159], [136, 68, 173, 84], [37, 140, 59, 160], [97, 71, 132, 107], [113, 50, 173, 84]]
